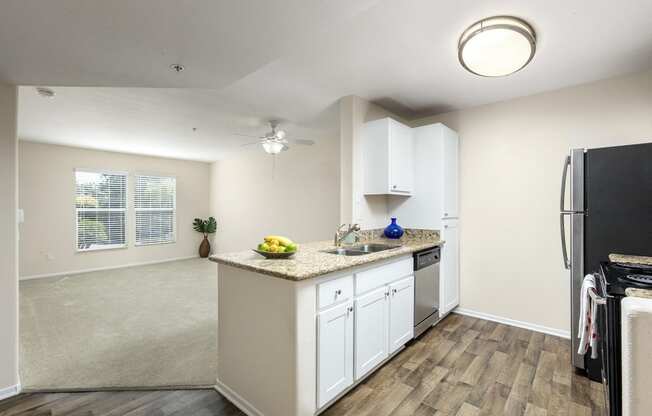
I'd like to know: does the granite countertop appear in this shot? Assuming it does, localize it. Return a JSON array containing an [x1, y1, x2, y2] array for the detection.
[[210, 231, 442, 281], [625, 288, 652, 300], [609, 253, 652, 266], [609, 253, 652, 299]]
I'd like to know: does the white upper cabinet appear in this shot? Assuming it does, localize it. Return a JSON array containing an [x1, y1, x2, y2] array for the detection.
[[363, 118, 414, 196], [440, 219, 459, 316], [392, 123, 459, 228], [388, 276, 414, 354], [442, 128, 459, 219], [317, 301, 354, 408]]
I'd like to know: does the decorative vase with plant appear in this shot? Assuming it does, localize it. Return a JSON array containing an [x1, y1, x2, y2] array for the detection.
[[193, 217, 217, 258]]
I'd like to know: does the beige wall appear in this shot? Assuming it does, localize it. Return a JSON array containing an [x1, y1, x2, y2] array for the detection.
[[339, 95, 406, 229], [414, 69, 652, 333], [0, 85, 19, 391], [209, 138, 339, 252], [19, 142, 210, 278]]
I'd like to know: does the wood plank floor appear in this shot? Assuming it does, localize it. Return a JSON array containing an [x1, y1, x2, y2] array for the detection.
[[0, 389, 243, 416], [323, 314, 605, 416], [1, 315, 604, 415]]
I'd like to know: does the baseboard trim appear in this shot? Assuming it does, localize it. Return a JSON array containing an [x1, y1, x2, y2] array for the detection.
[[454, 307, 571, 339], [0, 384, 21, 401], [214, 379, 264, 416], [20, 256, 200, 280]]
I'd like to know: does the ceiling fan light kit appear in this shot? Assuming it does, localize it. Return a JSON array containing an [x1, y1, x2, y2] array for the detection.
[[262, 140, 286, 155], [235, 121, 315, 155], [458, 16, 536, 77]]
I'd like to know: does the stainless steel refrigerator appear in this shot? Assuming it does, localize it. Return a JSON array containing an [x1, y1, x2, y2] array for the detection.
[[560, 143, 652, 380]]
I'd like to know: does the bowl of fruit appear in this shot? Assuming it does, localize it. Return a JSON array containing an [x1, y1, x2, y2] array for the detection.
[[254, 235, 298, 259]]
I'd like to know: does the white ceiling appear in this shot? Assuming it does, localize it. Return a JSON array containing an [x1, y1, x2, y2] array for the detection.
[[6, 0, 652, 160], [17, 87, 337, 161]]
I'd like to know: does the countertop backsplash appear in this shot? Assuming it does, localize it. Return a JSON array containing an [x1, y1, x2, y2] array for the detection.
[[358, 228, 440, 243]]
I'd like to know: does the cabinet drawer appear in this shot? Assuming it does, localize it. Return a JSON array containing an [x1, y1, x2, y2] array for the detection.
[[318, 275, 354, 310], [355, 257, 412, 295]]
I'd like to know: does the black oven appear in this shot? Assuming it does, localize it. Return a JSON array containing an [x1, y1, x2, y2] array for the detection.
[[595, 270, 619, 416], [595, 261, 652, 416]]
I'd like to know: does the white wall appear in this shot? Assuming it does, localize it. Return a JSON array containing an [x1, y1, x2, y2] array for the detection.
[[209, 139, 339, 252], [414, 69, 652, 333], [19, 141, 211, 278], [0, 85, 19, 394], [338, 96, 407, 229]]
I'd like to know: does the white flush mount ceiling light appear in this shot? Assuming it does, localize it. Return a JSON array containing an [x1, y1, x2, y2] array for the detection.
[[458, 16, 536, 77]]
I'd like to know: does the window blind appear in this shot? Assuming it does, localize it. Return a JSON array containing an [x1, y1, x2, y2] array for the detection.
[[135, 175, 176, 245], [75, 170, 127, 251]]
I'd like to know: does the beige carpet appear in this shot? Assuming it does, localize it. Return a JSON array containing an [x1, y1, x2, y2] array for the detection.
[[19, 258, 218, 390]]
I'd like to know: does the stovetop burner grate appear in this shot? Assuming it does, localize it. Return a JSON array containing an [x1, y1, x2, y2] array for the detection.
[[623, 274, 652, 286]]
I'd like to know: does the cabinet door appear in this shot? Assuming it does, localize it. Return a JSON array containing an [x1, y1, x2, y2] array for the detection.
[[388, 275, 414, 354], [440, 220, 459, 315], [317, 302, 354, 408], [389, 121, 414, 194], [354, 286, 388, 380], [442, 129, 459, 218]]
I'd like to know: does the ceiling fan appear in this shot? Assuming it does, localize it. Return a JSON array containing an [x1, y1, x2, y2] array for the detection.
[[234, 121, 315, 154]]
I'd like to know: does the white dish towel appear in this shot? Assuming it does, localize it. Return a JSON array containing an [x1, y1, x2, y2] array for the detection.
[[577, 274, 599, 359]]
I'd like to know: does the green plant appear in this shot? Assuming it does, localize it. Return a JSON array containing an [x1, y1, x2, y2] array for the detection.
[[193, 217, 217, 237]]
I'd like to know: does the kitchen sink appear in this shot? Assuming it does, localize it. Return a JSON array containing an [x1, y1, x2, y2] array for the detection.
[[354, 243, 402, 253], [322, 243, 402, 256]]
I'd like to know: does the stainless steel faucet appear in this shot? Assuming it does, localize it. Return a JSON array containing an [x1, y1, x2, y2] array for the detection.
[[334, 223, 360, 247]]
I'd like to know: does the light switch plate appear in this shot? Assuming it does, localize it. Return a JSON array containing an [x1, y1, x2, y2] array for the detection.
[[17, 209, 24, 224]]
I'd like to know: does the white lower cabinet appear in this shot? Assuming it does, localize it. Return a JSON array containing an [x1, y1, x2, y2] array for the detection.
[[354, 286, 389, 380], [317, 301, 354, 408], [317, 259, 415, 409], [440, 219, 459, 315], [388, 276, 415, 354]]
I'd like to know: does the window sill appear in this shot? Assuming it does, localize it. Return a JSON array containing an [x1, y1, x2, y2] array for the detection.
[[77, 244, 127, 253], [135, 240, 177, 247]]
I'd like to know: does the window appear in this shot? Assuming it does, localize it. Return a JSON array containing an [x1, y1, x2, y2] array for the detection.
[[135, 175, 176, 245], [75, 170, 127, 251]]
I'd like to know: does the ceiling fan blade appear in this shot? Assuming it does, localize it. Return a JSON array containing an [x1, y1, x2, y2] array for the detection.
[[232, 133, 261, 139], [288, 138, 315, 146]]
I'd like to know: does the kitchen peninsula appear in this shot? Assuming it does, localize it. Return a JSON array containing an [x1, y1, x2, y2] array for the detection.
[[209, 230, 452, 416]]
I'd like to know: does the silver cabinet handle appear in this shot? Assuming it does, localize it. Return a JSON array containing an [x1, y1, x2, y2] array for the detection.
[[335, 289, 342, 296], [444, 213, 448, 217], [444, 225, 449, 229], [392, 185, 397, 189], [348, 306, 353, 312], [392, 288, 397, 295]]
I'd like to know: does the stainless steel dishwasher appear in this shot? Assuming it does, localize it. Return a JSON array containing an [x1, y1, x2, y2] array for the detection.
[[413, 246, 440, 338]]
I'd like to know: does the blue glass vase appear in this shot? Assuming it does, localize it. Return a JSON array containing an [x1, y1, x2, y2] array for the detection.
[[384, 217, 404, 239]]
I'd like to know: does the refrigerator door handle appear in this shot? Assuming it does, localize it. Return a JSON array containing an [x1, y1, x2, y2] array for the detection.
[[560, 155, 570, 212], [560, 155, 572, 270], [560, 212, 571, 270]]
